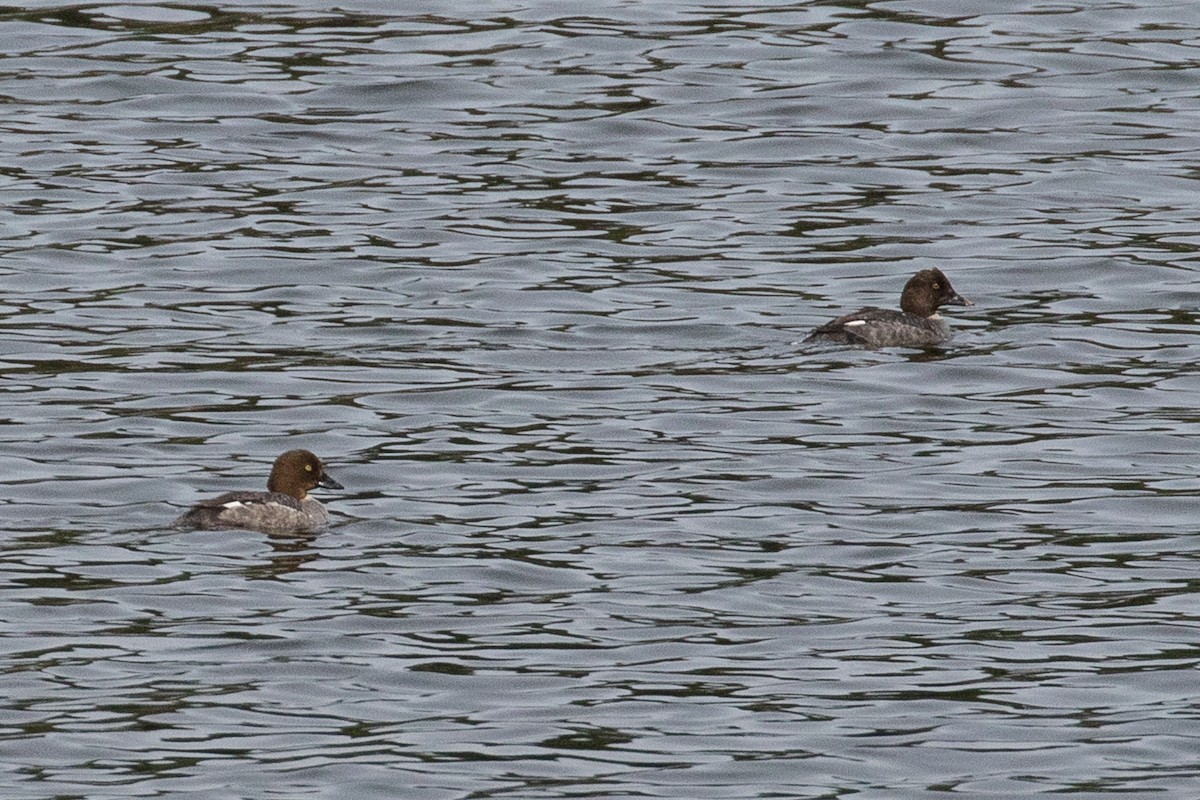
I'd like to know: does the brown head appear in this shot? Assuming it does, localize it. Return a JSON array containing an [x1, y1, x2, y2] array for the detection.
[[899, 268, 972, 317], [266, 449, 343, 500]]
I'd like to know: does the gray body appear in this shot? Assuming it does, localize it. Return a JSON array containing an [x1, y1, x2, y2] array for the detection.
[[173, 490, 331, 533], [806, 307, 952, 348]]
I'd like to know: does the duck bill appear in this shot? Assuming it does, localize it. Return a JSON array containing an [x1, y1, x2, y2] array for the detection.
[[318, 472, 344, 490], [946, 291, 973, 307]]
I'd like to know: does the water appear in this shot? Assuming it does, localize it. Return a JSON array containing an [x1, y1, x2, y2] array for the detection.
[[2, 1, 1200, 797]]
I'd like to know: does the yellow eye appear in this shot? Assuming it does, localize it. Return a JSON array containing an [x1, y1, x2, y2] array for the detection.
[[305, 465, 313, 472]]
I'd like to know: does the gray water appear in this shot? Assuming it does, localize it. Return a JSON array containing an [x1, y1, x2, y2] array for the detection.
[[2, 1, 1200, 797]]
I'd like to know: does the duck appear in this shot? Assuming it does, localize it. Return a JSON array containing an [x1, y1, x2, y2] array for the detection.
[[174, 449, 343, 533], [805, 268, 972, 348]]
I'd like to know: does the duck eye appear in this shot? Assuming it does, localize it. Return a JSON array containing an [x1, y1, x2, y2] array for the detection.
[[305, 465, 313, 472]]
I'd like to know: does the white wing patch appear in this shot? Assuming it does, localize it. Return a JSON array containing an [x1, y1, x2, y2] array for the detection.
[[222, 500, 246, 509], [844, 319, 867, 327]]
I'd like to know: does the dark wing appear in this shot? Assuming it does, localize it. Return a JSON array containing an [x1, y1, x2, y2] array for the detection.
[[194, 490, 303, 511], [805, 306, 895, 345], [174, 491, 303, 530]]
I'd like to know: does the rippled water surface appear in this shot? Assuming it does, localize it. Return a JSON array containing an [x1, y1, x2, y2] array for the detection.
[[3, 1, 1200, 797]]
